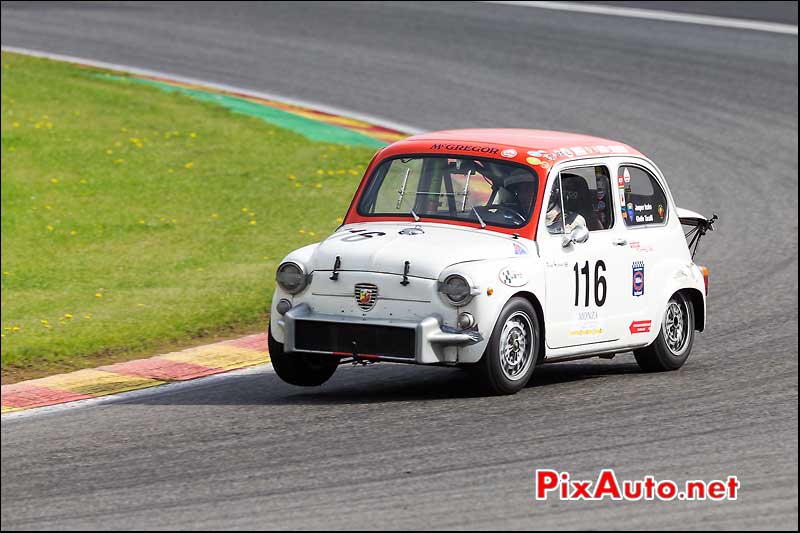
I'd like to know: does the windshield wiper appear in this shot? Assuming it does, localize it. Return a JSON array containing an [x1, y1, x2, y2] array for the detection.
[[395, 168, 411, 209], [471, 207, 486, 228], [410, 209, 420, 222], [461, 170, 472, 212]]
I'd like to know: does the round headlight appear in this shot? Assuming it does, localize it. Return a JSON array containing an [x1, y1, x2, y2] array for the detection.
[[440, 274, 473, 306], [276, 262, 308, 294]]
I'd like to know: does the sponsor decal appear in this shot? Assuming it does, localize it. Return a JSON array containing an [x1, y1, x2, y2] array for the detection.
[[629, 320, 652, 334], [572, 146, 588, 156], [354, 283, 379, 311], [629, 241, 654, 253], [540, 161, 551, 170], [526, 156, 541, 165], [627, 202, 635, 221], [658, 204, 665, 218], [572, 310, 602, 336], [632, 261, 645, 297], [623, 168, 631, 183], [618, 176, 625, 188], [429, 143, 499, 154], [501, 148, 518, 158], [527, 150, 545, 157], [513, 242, 528, 255], [570, 328, 604, 337], [499, 267, 528, 287]]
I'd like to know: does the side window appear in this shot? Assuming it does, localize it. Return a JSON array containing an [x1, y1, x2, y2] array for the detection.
[[618, 166, 669, 226], [546, 166, 613, 234]]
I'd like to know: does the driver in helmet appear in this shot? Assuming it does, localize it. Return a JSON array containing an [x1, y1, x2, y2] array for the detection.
[[546, 174, 586, 234]]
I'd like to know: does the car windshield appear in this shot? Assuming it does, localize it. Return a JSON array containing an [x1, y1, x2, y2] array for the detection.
[[356, 156, 539, 228]]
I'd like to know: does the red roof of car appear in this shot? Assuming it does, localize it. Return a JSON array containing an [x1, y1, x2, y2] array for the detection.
[[380, 128, 645, 167]]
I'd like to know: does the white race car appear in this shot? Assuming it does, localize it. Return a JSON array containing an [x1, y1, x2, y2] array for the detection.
[[269, 129, 715, 394]]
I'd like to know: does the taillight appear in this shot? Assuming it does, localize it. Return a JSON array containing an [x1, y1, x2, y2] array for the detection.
[[699, 266, 709, 295]]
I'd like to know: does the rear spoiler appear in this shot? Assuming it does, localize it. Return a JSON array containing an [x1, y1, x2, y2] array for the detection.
[[677, 208, 718, 259]]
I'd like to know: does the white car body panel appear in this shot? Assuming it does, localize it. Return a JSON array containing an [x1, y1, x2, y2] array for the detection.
[[270, 154, 707, 366]]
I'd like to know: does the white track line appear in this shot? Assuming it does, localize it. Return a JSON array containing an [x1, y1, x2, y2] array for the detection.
[[0, 46, 423, 135], [486, 1, 799, 35]]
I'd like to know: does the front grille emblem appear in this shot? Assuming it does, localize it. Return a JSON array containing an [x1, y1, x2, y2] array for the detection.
[[354, 283, 379, 311]]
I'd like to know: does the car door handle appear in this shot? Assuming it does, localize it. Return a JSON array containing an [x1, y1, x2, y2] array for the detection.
[[612, 238, 628, 246]]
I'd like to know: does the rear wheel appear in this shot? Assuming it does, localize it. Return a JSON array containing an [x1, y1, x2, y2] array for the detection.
[[268, 327, 340, 386], [634, 292, 695, 372], [475, 297, 540, 395]]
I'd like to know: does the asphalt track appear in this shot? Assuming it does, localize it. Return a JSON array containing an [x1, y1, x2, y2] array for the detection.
[[1, 1, 798, 530]]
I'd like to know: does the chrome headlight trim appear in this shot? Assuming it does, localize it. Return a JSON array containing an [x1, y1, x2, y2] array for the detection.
[[276, 261, 310, 295], [438, 273, 478, 306]]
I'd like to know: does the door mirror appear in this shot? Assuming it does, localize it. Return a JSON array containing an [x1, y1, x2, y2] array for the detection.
[[562, 225, 589, 247]]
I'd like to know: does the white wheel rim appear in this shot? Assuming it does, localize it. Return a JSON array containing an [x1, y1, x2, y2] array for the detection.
[[499, 311, 535, 381]]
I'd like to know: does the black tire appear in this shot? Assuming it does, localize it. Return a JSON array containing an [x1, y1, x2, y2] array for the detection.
[[268, 327, 340, 386], [634, 292, 695, 372], [475, 297, 540, 395]]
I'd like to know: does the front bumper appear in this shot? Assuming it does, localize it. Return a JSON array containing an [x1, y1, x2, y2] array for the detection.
[[279, 303, 482, 364]]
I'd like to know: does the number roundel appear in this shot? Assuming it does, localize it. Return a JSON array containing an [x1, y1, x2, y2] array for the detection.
[[574, 260, 607, 307]]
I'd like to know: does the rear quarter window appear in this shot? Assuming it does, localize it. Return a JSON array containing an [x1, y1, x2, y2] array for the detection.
[[619, 165, 669, 226]]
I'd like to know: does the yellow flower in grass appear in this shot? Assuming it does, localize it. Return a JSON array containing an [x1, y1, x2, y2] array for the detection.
[[184, 162, 194, 169], [46, 224, 54, 231], [299, 229, 306, 234], [50, 177, 59, 184], [241, 207, 249, 212], [95, 292, 103, 298], [64, 314, 73, 319], [249, 220, 257, 226], [288, 175, 296, 181], [106, 149, 113, 155], [315, 183, 322, 189], [210, 213, 220, 219], [190, 132, 198, 138], [84, 314, 92, 320], [70, 230, 77, 236]]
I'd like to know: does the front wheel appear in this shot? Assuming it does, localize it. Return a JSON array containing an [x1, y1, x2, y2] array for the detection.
[[268, 327, 340, 386], [634, 292, 695, 372], [475, 297, 540, 395]]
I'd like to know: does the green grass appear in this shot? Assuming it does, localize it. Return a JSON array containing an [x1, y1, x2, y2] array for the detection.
[[0, 52, 376, 377]]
